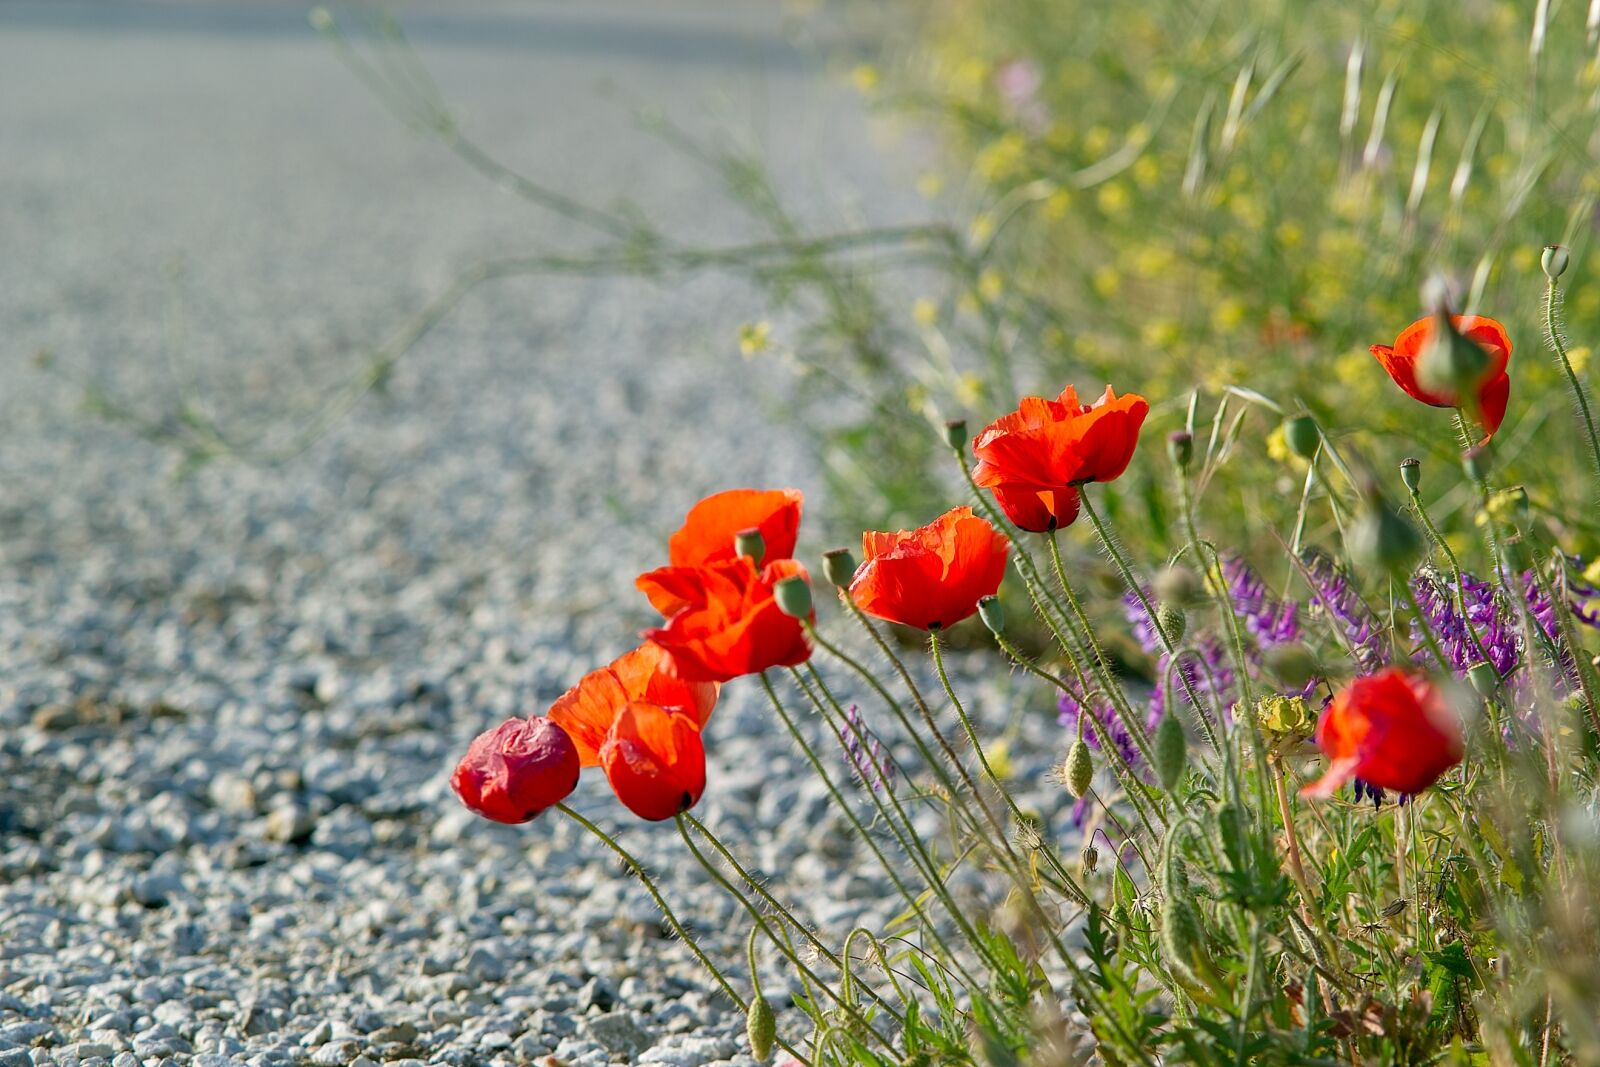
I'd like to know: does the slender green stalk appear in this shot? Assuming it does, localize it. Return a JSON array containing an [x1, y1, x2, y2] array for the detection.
[[1545, 278, 1600, 494]]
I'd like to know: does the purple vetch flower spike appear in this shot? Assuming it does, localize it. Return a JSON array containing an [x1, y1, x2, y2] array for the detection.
[[1121, 588, 1164, 656], [1410, 569, 1519, 680], [1223, 557, 1300, 646], [1057, 691, 1142, 769], [1301, 548, 1387, 672], [841, 704, 895, 794]]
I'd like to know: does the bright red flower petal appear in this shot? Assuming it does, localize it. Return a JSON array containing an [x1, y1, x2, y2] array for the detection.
[[641, 558, 813, 682], [667, 488, 804, 568], [1301, 668, 1463, 799], [600, 701, 707, 821], [547, 643, 719, 767], [451, 717, 580, 824], [1370, 315, 1512, 438], [850, 506, 1009, 630]]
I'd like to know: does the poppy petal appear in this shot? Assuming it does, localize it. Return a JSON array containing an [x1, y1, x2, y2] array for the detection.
[[600, 702, 706, 821]]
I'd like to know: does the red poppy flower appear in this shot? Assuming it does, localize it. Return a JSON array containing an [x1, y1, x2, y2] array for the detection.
[[599, 701, 707, 821], [1370, 315, 1512, 439], [971, 385, 1149, 532], [638, 557, 813, 682], [1301, 668, 1463, 799], [849, 507, 1009, 630], [666, 488, 804, 568], [451, 717, 580, 824], [547, 643, 719, 766]]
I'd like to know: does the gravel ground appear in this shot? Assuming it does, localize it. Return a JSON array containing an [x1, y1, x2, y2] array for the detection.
[[0, 5, 1078, 1066]]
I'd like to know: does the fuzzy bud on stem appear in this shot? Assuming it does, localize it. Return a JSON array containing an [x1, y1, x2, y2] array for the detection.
[[821, 548, 857, 590], [1064, 739, 1094, 798], [774, 575, 813, 619], [977, 594, 1005, 636], [1399, 456, 1421, 494], [735, 527, 765, 566], [1283, 414, 1321, 460], [1153, 713, 1186, 791], [1542, 244, 1570, 281], [943, 419, 968, 452]]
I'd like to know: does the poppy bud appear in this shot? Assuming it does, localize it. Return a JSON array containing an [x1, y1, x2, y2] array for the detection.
[[735, 527, 766, 567], [1262, 644, 1317, 690], [944, 419, 969, 451], [746, 995, 776, 1060], [978, 594, 1005, 635], [1167, 430, 1194, 473], [1350, 489, 1422, 577], [773, 575, 813, 619], [1153, 565, 1204, 609], [822, 548, 858, 589], [1466, 661, 1500, 698], [1153, 713, 1186, 791], [1417, 308, 1492, 400], [1542, 244, 1570, 281], [1283, 414, 1320, 460], [1064, 739, 1094, 798], [1160, 896, 1211, 988], [1399, 457, 1421, 494], [1463, 442, 1493, 482], [1157, 604, 1186, 644]]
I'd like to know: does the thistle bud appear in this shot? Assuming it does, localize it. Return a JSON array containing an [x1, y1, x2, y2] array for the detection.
[[977, 594, 1005, 636], [1466, 661, 1500, 699], [821, 548, 857, 589], [1283, 414, 1321, 460], [774, 575, 813, 619], [1153, 713, 1186, 791], [746, 995, 776, 1060], [1064, 739, 1094, 798], [1399, 457, 1421, 494], [1167, 430, 1194, 473], [735, 527, 766, 566], [1157, 604, 1187, 644], [1350, 488, 1422, 577], [1542, 244, 1570, 281], [1463, 443, 1493, 482], [1153, 565, 1204, 609], [943, 419, 968, 451]]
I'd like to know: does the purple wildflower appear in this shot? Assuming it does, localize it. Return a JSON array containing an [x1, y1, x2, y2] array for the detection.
[[1224, 557, 1299, 646], [1301, 548, 1387, 671], [1057, 691, 1142, 769], [841, 705, 895, 794], [1410, 570, 1519, 680]]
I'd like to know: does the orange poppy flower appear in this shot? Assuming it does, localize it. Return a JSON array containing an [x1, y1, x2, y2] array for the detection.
[[667, 488, 804, 568], [1301, 668, 1463, 799], [451, 717, 580, 824], [638, 557, 813, 682], [1370, 315, 1511, 439], [547, 643, 719, 767], [849, 507, 1009, 630], [971, 385, 1149, 532], [599, 701, 707, 821]]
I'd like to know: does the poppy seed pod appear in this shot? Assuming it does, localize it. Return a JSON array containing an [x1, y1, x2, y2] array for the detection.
[[1064, 739, 1094, 798], [1399, 457, 1422, 494], [1542, 244, 1570, 281], [943, 418, 969, 451], [734, 527, 766, 566], [1167, 430, 1194, 473], [1350, 489, 1422, 577], [774, 574, 813, 619], [978, 594, 1006, 635], [1282, 414, 1321, 460], [821, 548, 857, 590], [1153, 712, 1186, 791], [746, 996, 776, 1061], [1466, 661, 1500, 698]]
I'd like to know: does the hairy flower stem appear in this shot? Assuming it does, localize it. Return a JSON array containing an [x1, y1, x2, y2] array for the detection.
[[672, 817, 897, 1050], [555, 805, 812, 1064], [928, 628, 1093, 907], [1545, 279, 1600, 497]]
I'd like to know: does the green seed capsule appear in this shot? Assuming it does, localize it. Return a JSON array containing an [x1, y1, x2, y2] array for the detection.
[[1064, 739, 1094, 798], [943, 419, 969, 451], [1542, 244, 1570, 281], [977, 594, 1005, 636], [734, 528, 766, 566], [773, 575, 813, 619], [1283, 414, 1321, 460], [746, 995, 776, 1060], [821, 548, 857, 590]]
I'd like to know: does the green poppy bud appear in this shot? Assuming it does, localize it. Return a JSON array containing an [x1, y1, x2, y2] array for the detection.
[[1417, 308, 1491, 399], [1153, 565, 1204, 609], [746, 995, 776, 1060], [1399, 456, 1421, 494], [1064, 739, 1094, 798], [735, 527, 765, 566], [977, 594, 1005, 636], [821, 548, 857, 590], [1160, 896, 1210, 987], [1542, 244, 1570, 281], [1466, 661, 1500, 698], [1157, 604, 1187, 644], [1153, 713, 1186, 791], [773, 575, 813, 619], [1350, 490, 1422, 577], [1283, 414, 1321, 460], [943, 419, 968, 451], [1167, 430, 1194, 473]]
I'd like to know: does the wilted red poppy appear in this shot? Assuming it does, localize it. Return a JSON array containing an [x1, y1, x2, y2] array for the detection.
[[1301, 668, 1463, 799], [599, 701, 707, 821], [638, 557, 813, 682], [1370, 315, 1511, 440], [972, 385, 1149, 532], [666, 488, 804, 568], [547, 643, 719, 766], [849, 506, 1009, 630], [451, 717, 580, 824]]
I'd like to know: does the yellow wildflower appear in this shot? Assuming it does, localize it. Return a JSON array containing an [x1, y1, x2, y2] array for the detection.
[[738, 321, 772, 358]]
